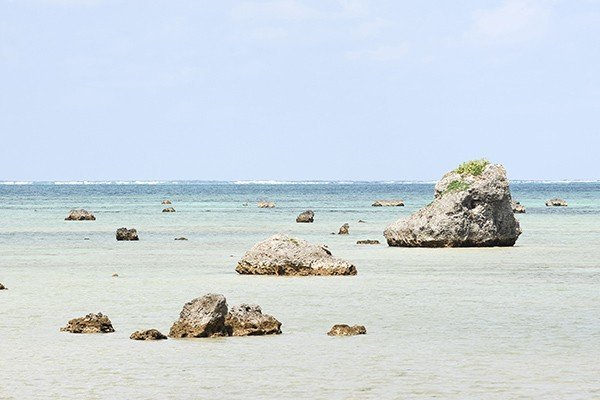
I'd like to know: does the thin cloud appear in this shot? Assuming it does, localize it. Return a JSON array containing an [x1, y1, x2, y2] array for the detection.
[[345, 43, 409, 63]]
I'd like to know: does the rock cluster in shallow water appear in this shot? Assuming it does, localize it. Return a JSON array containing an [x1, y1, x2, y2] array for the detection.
[[130, 329, 167, 340], [65, 209, 96, 221], [327, 324, 366, 336], [60, 313, 114, 334], [546, 198, 567, 207], [372, 200, 404, 207], [116, 227, 139, 241]]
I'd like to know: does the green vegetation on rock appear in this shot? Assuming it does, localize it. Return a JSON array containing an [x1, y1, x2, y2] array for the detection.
[[455, 159, 489, 176], [443, 180, 470, 195]]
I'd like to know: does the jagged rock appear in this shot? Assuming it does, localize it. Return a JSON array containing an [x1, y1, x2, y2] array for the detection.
[[327, 324, 366, 336], [0, 283, 6, 290], [546, 198, 567, 207], [258, 201, 275, 208], [512, 201, 526, 213], [356, 240, 380, 245], [116, 228, 139, 241], [169, 294, 229, 338], [372, 200, 404, 207], [130, 329, 167, 341], [384, 160, 521, 247], [236, 234, 357, 276], [338, 223, 350, 235], [65, 209, 96, 221], [162, 207, 176, 213], [60, 313, 114, 334], [296, 210, 314, 223], [162, 200, 172, 205], [225, 304, 282, 336], [174, 237, 188, 241]]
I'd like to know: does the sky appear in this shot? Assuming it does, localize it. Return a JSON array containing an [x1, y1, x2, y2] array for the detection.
[[1, 0, 599, 181]]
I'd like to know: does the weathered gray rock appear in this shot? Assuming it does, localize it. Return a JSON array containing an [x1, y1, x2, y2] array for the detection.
[[0, 282, 6, 290], [356, 240, 380, 245], [162, 207, 176, 213], [130, 329, 168, 340], [65, 209, 96, 221], [296, 210, 314, 223], [327, 324, 366, 336], [338, 223, 350, 235], [258, 201, 275, 208], [236, 234, 357, 276], [60, 313, 114, 334], [546, 198, 567, 207], [162, 200, 172, 205], [384, 161, 521, 247], [225, 304, 282, 336], [116, 228, 139, 241], [372, 200, 404, 207], [169, 294, 229, 338], [512, 201, 526, 213]]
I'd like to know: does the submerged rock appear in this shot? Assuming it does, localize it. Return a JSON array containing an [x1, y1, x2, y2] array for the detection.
[[236, 234, 357, 276], [384, 160, 521, 247], [296, 210, 314, 223], [169, 294, 229, 338], [162, 200, 172, 205], [162, 207, 176, 213], [327, 324, 366, 336], [512, 201, 526, 213], [372, 200, 404, 207], [112, 273, 119, 277], [225, 304, 282, 336], [130, 329, 168, 341], [0, 283, 6, 290], [546, 198, 568, 207], [174, 237, 188, 241], [258, 201, 276, 208], [65, 209, 96, 221], [116, 228, 139, 241], [338, 223, 350, 235], [60, 313, 114, 334], [358, 220, 366, 223], [356, 240, 380, 245]]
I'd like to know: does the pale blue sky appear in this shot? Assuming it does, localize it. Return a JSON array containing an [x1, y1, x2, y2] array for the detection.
[[1, 0, 599, 181]]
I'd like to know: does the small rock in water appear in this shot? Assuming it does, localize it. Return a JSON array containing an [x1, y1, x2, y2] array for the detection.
[[258, 201, 275, 208], [338, 223, 350, 235], [546, 198, 568, 207], [225, 304, 282, 336], [356, 240, 380, 245], [112, 273, 119, 277], [358, 220, 366, 223], [116, 228, 139, 241], [296, 210, 314, 223], [60, 313, 115, 334], [511, 201, 526, 213], [162, 207, 176, 213], [372, 200, 404, 207], [65, 209, 96, 221], [169, 294, 230, 338], [174, 237, 188, 241], [130, 329, 168, 341], [0, 282, 7, 290], [327, 324, 367, 336], [162, 200, 172, 205], [83, 237, 90, 240]]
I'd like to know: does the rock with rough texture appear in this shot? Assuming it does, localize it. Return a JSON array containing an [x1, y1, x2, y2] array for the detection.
[[162, 207, 176, 213], [384, 161, 521, 247], [174, 237, 188, 241], [0, 283, 6, 290], [546, 198, 567, 207], [116, 228, 139, 241], [162, 200, 172, 205], [296, 210, 314, 223], [512, 201, 526, 213], [358, 219, 366, 223], [65, 209, 96, 221], [327, 324, 367, 336], [372, 200, 404, 207], [356, 240, 380, 245], [236, 234, 357, 276], [130, 329, 168, 340], [60, 313, 114, 334], [338, 223, 350, 235], [169, 294, 229, 338], [225, 304, 282, 336], [258, 201, 275, 208]]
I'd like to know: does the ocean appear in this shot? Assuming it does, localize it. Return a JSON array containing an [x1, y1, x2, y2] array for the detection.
[[0, 181, 599, 399]]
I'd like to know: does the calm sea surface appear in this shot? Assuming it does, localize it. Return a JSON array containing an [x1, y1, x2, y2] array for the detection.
[[0, 181, 599, 399]]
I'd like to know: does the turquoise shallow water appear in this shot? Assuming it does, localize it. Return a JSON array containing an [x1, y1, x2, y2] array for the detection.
[[0, 182, 599, 399]]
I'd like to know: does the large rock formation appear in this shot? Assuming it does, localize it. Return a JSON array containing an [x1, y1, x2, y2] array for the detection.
[[116, 228, 139, 241], [546, 198, 567, 207], [338, 223, 350, 235], [512, 201, 526, 213], [327, 324, 367, 336], [169, 294, 229, 338], [384, 160, 521, 247], [65, 209, 96, 221], [258, 201, 275, 208], [372, 200, 404, 207], [296, 210, 314, 223], [236, 234, 357, 276], [130, 329, 168, 341], [60, 313, 114, 334], [225, 304, 282, 336]]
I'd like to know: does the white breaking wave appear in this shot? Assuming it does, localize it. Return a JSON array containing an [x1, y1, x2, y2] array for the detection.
[[0, 181, 33, 185]]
